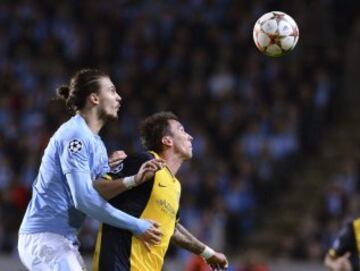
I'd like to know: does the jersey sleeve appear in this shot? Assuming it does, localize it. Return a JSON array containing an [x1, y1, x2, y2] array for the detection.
[[97, 142, 110, 178], [103, 152, 153, 180], [58, 134, 92, 175], [328, 222, 356, 258]]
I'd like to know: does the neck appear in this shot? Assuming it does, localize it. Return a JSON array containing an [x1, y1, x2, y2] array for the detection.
[[78, 109, 105, 134], [159, 150, 183, 176]]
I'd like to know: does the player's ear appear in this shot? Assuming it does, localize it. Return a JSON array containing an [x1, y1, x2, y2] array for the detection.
[[89, 92, 100, 105], [161, 136, 172, 147]]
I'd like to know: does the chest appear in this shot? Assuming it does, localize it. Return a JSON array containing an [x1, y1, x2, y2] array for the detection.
[[149, 169, 181, 219]]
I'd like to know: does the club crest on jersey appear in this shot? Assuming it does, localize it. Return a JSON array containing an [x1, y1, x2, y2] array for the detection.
[[68, 139, 83, 153], [111, 163, 124, 174]]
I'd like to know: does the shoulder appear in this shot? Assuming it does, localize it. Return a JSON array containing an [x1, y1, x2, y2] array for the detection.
[[123, 152, 153, 167], [335, 221, 354, 242], [56, 115, 90, 138], [341, 220, 355, 237], [330, 220, 356, 254], [110, 152, 152, 177], [54, 119, 94, 152]]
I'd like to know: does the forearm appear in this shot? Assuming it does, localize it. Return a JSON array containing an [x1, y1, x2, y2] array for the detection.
[[171, 223, 206, 255], [324, 253, 350, 271], [78, 192, 140, 232], [93, 178, 129, 200], [324, 254, 334, 269], [66, 171, 149, 235], [172, 223, 228, 268]]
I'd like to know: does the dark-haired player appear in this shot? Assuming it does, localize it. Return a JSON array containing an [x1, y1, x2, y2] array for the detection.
[[18, 69, 163, 270], [93, 111, 228, 271]]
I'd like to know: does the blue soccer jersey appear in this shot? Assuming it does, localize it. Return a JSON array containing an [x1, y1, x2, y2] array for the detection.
[[19, 114, 110, 242]]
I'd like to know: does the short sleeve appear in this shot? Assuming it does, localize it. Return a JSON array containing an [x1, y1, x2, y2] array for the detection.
[[99, 162, 111, 179], [96, 141, 110, 178], [59, 136, 91, 174]]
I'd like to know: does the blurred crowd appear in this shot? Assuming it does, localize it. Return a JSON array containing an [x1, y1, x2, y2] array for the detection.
[[277, 157, 360, 262], [0, 0, 357, 269]]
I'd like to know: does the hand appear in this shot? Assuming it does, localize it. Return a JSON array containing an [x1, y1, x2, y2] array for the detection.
[[109, 150, 127, 169], [134, 159, 165, 185], [206, 252, 229, 271], [136, 220, 163, 251], [325, 252, 351, 271]]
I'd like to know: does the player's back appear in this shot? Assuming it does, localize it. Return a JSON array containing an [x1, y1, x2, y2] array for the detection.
[[19, 114, 109, 242]]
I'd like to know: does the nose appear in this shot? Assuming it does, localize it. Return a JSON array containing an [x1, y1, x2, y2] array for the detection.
[[116, 92, 122, 102], [188, 134, 193, 141]]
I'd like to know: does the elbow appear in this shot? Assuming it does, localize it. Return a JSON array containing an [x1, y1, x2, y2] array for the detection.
[[93, 180, 101, 192], [72, 195, 90, 213], [92, 181, 109, 200], [72, 193, 106, 217], [72, 197, 83, 211]]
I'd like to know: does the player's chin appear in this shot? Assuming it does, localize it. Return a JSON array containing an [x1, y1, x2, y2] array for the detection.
[[184, 151, 193, 160], [106, 112, 119, 121]]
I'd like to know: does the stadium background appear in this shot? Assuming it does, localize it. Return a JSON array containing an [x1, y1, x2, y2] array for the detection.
[[0, 0, 359, 270]]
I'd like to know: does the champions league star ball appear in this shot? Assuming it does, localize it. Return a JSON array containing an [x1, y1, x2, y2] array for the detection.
[[253, 11, 299, 57]]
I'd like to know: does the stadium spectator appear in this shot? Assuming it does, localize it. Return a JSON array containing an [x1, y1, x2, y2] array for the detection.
[[0, 0, 353, 268]]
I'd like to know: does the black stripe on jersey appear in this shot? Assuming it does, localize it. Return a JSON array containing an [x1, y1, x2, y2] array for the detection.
[[97, 152, 154, 271]]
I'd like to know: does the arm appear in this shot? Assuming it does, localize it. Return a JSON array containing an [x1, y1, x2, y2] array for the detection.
[[171, 223, 228, 270], [324, 252, 351, 271], [93, 150, 129, 199], [66, 171, 161, 244], [108, 150, 127, 169], [171, 222, 206, 254], [93, 176, 132, 200], [94, 158, 165, 200], [323, 220, 358, 271]]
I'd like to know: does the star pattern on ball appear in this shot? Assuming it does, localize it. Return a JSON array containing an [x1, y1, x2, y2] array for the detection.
[[68, 139, 83, 153]]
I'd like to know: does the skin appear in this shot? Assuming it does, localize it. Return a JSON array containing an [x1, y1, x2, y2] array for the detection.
[[171, 223, 228, 271], [94, 116, 229, 270], [324, 252, 351, 271], [109, 150, 127, 168], [79, 77, 121, 134], [160, 119, 193, 174], [159, 119, 229, 271], [78, 76, 164, 245]]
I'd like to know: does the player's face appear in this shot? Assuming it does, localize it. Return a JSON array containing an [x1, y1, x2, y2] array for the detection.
[[167, 119, 193, 160], [97, 77, 121, 120]]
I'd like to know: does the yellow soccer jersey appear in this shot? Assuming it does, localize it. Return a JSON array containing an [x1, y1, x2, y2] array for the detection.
[[93, 151, 181, 271]]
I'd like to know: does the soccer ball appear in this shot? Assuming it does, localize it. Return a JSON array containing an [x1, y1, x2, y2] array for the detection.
[[253, 11, 299, 57]]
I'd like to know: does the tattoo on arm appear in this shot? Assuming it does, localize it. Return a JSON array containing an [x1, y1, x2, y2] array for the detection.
[[171, 223, 206, 255]]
